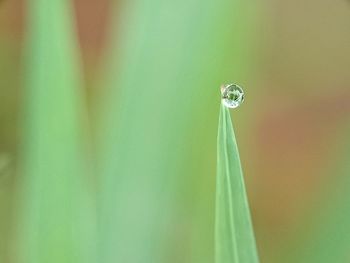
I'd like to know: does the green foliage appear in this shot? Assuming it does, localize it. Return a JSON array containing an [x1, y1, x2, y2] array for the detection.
[[11, 0, 257, 262], [215, 104, 259, 263], [17, 0, 94, 262]]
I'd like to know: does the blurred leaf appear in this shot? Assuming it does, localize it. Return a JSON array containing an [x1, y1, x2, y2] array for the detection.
[[215, 103, 259, 263], [97, 0, 257, 262], [284, 125, 350, 263], [17, 0, 94, 263]]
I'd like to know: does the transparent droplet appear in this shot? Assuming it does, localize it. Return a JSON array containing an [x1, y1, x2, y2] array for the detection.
[[221, 83, 244, 108]]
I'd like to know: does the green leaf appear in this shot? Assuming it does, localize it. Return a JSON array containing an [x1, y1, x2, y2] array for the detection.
[[17, 0, 94, 263], [215, 103, 259, 263]]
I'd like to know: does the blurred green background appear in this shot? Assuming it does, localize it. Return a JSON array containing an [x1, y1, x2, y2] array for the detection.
[[0, 0, 350, 262]]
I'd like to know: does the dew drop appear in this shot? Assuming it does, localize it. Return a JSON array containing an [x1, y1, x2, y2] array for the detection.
[[221, 83, 244, 108]]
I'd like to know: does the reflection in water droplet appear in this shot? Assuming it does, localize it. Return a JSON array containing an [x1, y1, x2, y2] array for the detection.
[[0, 153, 11, 180], [221, 83, 244, 109]]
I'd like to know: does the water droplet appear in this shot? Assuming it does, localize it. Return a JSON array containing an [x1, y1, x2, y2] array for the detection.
[[221, 83, 244, 108]]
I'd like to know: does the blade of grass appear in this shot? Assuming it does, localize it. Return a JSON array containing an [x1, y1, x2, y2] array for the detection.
[[216, 103, 259, 263], [16, 0, 94, 262]]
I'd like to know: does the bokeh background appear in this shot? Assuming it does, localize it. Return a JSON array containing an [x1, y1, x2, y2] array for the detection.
[[0, 0, 350, 262]]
